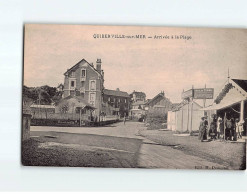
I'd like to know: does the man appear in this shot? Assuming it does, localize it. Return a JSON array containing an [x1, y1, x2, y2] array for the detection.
[[123, 114, 126, 125]]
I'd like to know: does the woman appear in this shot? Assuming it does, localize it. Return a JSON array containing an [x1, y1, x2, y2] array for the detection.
[[199, 117, 208, 142], [217, 117, 223, 139], [209, 115, 217, 140]]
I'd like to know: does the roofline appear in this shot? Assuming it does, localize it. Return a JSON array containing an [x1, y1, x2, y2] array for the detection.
[[64, 58, 103, 77], [214, 79, 247, 103], [145, 93, 163, 105], [103, 89, 130, 97]]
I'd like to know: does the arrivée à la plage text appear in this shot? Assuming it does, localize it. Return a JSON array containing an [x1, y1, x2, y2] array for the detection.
[[93, 34, 192, 40]]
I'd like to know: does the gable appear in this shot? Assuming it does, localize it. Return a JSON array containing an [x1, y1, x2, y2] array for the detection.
[[64, 58, 102, 78]]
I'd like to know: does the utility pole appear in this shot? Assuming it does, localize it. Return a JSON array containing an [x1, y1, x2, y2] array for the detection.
[[190, 85, 194, 134]]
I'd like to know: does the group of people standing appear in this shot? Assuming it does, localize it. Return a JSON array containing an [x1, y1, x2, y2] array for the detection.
[[198, 114, 245, 142]]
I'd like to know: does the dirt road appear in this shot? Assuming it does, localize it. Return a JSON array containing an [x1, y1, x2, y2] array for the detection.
[[30, 121, 243, 169]]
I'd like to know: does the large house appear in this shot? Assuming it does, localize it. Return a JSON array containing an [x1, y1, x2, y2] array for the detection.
[[102, 88, 130, 117], [63, 58, 104, 120], [62, 58, 131, 120]]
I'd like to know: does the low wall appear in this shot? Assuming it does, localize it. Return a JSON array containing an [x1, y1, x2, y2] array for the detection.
[[31, 118, 120, 127], [22, 113, 31, 141]]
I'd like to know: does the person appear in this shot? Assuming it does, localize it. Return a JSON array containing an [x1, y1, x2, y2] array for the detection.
[[236, 118, 244, 139], [199, 116, 208, 142], [217, 116, 224, 139], [225, 116, 233, 141], [209, 114, 217, 140], [123, 114, 126, 125]]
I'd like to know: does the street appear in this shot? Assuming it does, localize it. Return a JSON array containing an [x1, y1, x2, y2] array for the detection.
[[28, 121, 246, 169]]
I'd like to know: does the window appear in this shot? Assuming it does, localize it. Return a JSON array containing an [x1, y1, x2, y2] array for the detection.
[[118, 99, 121, 103], [81, 69, 86, 77], [89, 93, 96, 106], [125, 99, 127, 103], [71, 81, 75, 87], [69, 79, 76, 90], [108, 97, 111, 102], [90, 93, 95, 101], [71, 71, 75, 77], [90, 80, 96, 91]]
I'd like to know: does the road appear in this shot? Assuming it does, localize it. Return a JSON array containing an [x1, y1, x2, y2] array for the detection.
[[30, 121, 228, 169]]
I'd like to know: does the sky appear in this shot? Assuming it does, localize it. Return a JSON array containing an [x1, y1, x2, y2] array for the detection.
[[24, 24, 247, 103]]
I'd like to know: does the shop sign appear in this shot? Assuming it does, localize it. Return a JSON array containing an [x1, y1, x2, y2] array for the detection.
[[193, 88, 214, 99]]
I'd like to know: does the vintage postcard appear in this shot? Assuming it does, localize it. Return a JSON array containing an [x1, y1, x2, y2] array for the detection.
[[22, 24, 246, 169]]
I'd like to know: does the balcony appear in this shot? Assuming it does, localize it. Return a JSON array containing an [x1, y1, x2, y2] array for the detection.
[[81, 77, 86, 82], [80, 87, 85, 93]]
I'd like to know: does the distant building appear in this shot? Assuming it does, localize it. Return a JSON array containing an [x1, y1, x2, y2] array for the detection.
[[145, 91, 173, 113], [130, 91, 146, 102], [102, 88, 130, 117], [129, 100, 146, 120], [63, 58, 104, 120], [56, 83, 64, 92]]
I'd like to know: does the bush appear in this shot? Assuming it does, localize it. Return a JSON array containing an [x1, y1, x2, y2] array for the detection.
[[145, 110, 167, 130]]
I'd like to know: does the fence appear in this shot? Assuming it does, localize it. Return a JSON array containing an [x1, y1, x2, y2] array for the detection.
[[32, 112, 90, 121]]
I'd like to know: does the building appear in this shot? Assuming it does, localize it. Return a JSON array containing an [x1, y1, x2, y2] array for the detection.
[[102, 88, 130, 117], [144, 91, 173, 113], [129, 100, 146, 120], [30, 104, 55, 119], [203, 79, 247, 136], [130, 91, 146, 102], [55, 95, 96, 123], [63, 58, 104, 120], [56, 83, 64, 92], [167, 101, 204, 132]]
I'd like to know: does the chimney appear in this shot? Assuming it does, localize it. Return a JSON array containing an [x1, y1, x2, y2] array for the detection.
[[161, 91, 165, 96], [116, 88, 120, 91], [90, 62, 94, 68], [96, 58, 101, 73], [101, 70, 104, 79]]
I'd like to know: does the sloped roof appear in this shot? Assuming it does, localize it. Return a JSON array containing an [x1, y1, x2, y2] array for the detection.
[[170, 101, 202, 112], [58, 95, 96, 109], [145, 93, 168, 106], [130, 91, 146, 96], [132, 100, 145, 106], [232, 79, 247, 92], [103, 89, 130, 98], [214, 79, 247, 104], [64, 58, 102, 77]]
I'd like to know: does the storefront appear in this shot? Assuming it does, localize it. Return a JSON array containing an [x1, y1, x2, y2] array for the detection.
[[203, 79, 247, 137]]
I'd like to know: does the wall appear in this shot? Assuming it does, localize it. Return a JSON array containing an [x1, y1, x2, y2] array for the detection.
[[168, 102, 204, 132], [63, 60, 103, 120], [103, 94, 130, 116]]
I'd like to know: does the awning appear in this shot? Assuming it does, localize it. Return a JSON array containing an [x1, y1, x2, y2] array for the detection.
[[201, 101, 241, 111]]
